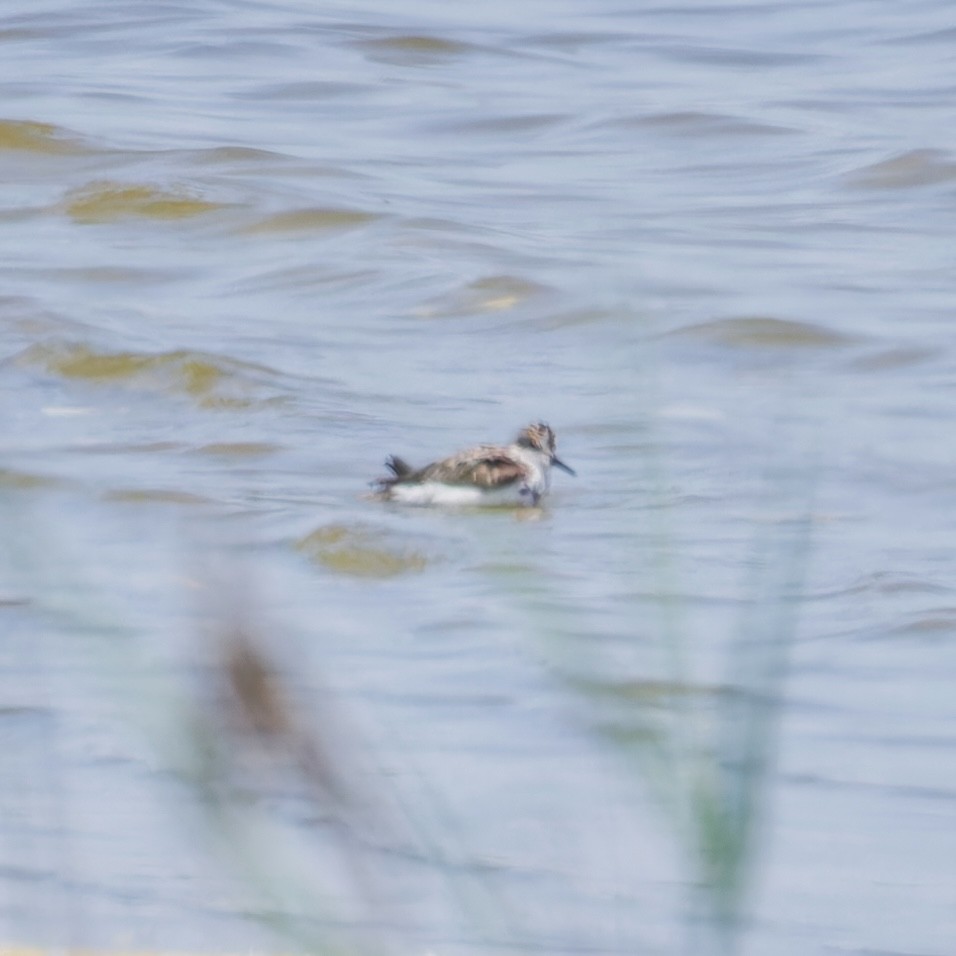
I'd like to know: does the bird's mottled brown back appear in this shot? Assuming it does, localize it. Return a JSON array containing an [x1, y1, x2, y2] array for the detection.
[[414, 445, 525, 488]]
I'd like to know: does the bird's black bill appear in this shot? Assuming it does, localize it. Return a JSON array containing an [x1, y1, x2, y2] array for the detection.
[[552, 456, 576, 476]]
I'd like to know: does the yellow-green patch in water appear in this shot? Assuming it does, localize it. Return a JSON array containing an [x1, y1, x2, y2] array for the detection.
[[64, 181, 226, 223], [413, 274, 551, 319], [0, 118, 89, 153], [0, 467, 62, 490], [241, 206, 380, 235], [17, 342, 281, 409], [670, 315, 853, 349], [352, 33, 475, 66], [103, 488, 211, 506], [297, 523, 429, 578]]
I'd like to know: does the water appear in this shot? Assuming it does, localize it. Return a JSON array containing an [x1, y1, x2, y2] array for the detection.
[[1, 1, 955, 954]]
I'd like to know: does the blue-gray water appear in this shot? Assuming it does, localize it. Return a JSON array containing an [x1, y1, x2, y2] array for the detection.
[[1, 2, 955, 954]]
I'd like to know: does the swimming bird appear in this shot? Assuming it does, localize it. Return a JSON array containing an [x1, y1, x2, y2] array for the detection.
[[374, 422, 575, 506]]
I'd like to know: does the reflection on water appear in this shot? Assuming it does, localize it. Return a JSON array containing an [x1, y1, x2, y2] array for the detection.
[[2, 0, 956, 954]]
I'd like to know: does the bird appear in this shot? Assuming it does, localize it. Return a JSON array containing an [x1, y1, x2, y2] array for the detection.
[[373, 422, 575, 506]]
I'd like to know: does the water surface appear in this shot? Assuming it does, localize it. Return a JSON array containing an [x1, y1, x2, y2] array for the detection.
[[1, 2, 955, 955]]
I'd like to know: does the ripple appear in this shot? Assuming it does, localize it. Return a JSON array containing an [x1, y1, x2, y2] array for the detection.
[[807, 571, 953, 601], [886, 609, 956, 640], [844, 149, 956, 189], [54, 265, 192, 285], [619, 110, 798, 138], [190, 442, 283, 458], [103, 488, 211, 506], [352, 33, 478, 66], [186, 144, 294, 164], [441, 113, 570, 136], [63, 181, 227, 223], [657, 43, 825, 69], [15, 341, 284, 409], [528, 307, 622, 330], [880, 25, 956, 47], [234, 81, 374, 102], [0, 295, 85, 337], [0, 467, 61, 490], [413, 275, 551, 319], [847, 347, 936, 372], [668, 315, 853, 349], [240, 207, 381, 235], [70, 440, 181, 455], [232, 264, 378, 295]]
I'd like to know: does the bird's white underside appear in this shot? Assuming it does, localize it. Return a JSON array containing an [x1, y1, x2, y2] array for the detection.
[[386, 481, 535, 506]]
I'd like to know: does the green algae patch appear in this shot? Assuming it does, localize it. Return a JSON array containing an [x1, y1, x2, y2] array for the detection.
[[670, 315, 853, 350], [353, 33, 475, 66], [297, 524, 429, 578], [103, 488, 211, 506], [0, 467, 61, 490], [241, 206, 379, 235], [64, 181, 226, 223], [17, 341, 282, 409], [363, 34, 468, 54], [0, 118, 89, 153]]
